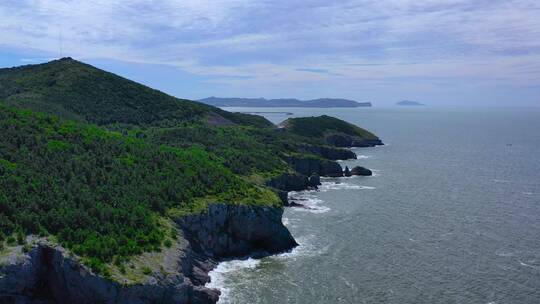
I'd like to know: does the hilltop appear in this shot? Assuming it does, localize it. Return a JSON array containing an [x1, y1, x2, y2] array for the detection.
[[200, 97, 372, 108], [0, 58, 272, 128]]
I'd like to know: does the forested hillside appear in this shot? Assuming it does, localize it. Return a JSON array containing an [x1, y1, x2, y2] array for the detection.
[[0, 59, 382, 276], [0, 58, 272, 128], [0, 59, 300, 176], [0, 104, 278, 274]]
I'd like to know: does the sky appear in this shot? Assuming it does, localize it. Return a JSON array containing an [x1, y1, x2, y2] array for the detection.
[[1, 0, 539, 106]]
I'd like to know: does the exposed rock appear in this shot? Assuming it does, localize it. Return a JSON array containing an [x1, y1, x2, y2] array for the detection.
[[298, 145, 357, 160], [1, 203, 298, 304], [352, 138, 384, 147], [288, 201, 306, 208], [0, 243, 42, 303], [285, 157, 343, 178], [344, 166, 351, 177], [193, 286, 220, 304], [0, 241, 199, 304], [175, 204, 298, 259], [266, 173, 310, 192], [325, 134, 354, 147], [350, 166, 373, 176], [308, 174, 321, 187], [319, 161, 343, 177], [325, 134, 384, 148]]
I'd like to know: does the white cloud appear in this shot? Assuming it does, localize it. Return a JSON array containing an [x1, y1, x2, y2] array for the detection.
[[1, 0, 539, 103]]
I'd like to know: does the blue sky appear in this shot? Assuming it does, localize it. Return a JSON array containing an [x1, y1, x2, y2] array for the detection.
[[1, 0, 539, 106]]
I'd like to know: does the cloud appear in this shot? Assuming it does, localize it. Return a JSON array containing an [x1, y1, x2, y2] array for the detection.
[[0, 0, 539, 104], [295, 68, 332, 74]]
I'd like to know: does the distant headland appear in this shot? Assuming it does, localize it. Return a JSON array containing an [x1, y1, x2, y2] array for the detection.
[[199, 97, 372, 108], [397, 100, 425, 106]]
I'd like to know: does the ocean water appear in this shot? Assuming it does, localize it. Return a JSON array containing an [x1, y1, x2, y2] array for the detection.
[[209, 107, 540, 304]]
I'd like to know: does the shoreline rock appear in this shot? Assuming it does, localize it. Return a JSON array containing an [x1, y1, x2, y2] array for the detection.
[[0, 204, 298, 304], [175, 204, 297, 259], [344, 166, 351, 177], [284, 156, 343, 178], [0, 241, 204, 304], [350, 166, 373, 176], [266, 173, 311, 192]]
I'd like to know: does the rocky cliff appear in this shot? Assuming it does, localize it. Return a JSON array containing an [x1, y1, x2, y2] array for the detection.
[[325, 134, 384, 148], [285, 156, 344, 177], [175, 204, 297, 259], [266, 173, 311, 192], [0, 204, 296, 304], [0, 239, 217, 304], [297, 145, 357, 160]]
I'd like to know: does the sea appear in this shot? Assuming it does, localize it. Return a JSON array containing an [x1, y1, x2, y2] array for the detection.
[[207, 107, 540, 304]]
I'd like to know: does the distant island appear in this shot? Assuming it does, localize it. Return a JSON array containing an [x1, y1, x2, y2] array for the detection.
[[397, 100, 425, 106], [200, 97, 372, 108]]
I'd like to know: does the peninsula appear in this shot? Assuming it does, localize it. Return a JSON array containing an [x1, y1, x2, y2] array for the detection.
[[0, 58, 382, 303]]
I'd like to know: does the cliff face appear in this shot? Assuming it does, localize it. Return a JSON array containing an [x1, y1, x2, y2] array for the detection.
[[297, 145, 357, 160], [0, 204, 297, 304], [285, 156, 344, 177], [325, 134, 384, 148], [0, 241, 214, 304], [266, 173, 311, 192], [175, 204, 297, 259]]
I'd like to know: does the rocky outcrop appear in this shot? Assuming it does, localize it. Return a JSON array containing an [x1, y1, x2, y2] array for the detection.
[[344, 166, 351, 177], [175, 204, 298, 259], [266, 173, 310, 192], [308, 174, 321, 187], [352, 138, 384, 148], [350, 166, 372, 176], [320, 161, 344, 177], [1, 203, 297, 304], [0, 241, 210, 304], [0, 245, 42, 303], [285, 157, 343, 178], [325, 134, 384, 148], [298, 145, 356, 160]]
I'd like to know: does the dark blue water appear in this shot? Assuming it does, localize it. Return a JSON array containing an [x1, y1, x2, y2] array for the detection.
[[208, 107, 540, 304]]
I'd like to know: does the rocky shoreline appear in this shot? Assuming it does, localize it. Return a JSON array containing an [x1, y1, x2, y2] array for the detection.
[[267, 143, 381, 205], [0, 204, 296, 304], [0, 139, 382, 304]]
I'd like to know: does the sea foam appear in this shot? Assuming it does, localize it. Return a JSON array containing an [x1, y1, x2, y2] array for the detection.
[[206, 258, 261, 304]]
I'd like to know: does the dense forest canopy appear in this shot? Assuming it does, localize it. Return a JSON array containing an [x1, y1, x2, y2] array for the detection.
[[0, 58, 273, 128], [0, 103, 278, 273], [280, 115, 379, 140]]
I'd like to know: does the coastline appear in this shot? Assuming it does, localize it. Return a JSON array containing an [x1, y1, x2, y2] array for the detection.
[[0, 204, 297, 304], [204, 144, 380, 303]]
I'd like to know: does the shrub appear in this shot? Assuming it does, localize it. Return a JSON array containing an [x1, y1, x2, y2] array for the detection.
[[142, 267, 152, 275]]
